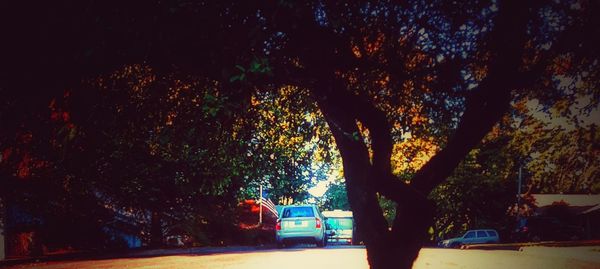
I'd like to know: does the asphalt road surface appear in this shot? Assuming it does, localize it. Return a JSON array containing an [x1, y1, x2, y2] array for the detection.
[[3, 245, 599, 269]]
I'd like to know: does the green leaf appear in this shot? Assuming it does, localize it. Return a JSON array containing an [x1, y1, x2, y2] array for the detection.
[[250, 60, 261, 72]]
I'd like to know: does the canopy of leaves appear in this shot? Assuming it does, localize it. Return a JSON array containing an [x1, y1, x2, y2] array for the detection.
[[0, 1, 598, 266], [0, 64, 332, 247], [321, 180, 351, 211]]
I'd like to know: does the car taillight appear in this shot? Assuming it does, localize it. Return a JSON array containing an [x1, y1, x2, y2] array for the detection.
[[315, 218, 321, 229], [276, 221, 281, 230]]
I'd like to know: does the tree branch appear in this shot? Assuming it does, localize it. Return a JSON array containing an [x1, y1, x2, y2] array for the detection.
[[344, 93, 429, 204], [310, 77, 391, 242], [411, 0, 533, 194]]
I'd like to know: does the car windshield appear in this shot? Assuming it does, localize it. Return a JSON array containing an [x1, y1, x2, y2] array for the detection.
[[464, 231, 476, 238], [326, 218, 353, 229], [282, 206, 315, 218]]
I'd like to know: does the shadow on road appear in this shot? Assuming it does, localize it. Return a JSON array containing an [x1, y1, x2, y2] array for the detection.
[[0, 244, 365, 267]]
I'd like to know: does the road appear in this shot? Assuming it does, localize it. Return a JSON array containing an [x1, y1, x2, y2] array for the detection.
[[3, 245, 599, 269]]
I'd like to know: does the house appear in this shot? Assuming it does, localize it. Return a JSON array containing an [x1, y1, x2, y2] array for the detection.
[[529, 194, 600, 239], [531, 194, 600, 214]]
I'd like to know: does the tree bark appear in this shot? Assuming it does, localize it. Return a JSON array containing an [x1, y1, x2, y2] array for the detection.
[[314, 82, 435, 269], [312, 79, 391, 268], [150, 210, 163, 247]]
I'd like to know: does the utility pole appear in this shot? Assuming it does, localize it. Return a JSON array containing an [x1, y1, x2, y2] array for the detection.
[[515, 161, 526, 238], [259, 184, 263, 225], [517, 162, 522, 206]]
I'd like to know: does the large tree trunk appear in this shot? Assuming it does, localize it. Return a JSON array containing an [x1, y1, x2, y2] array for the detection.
[[319, 105, 433, 268], [314, 82, 425, 268], [149, 210, 163, 247]]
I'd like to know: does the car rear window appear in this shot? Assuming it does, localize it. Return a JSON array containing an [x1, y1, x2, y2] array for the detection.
[[282, 206, 315, 218], [477, 231, 487, 237], [486, 230, 498, 237], [326, 218, 353, 229]]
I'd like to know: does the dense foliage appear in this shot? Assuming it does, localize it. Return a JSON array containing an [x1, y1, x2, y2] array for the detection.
[[0, 1, 598, 268]]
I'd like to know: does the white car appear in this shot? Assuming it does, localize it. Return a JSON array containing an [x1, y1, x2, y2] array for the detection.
[[439, 229, 500, 248], [275, 205, 326, 248]]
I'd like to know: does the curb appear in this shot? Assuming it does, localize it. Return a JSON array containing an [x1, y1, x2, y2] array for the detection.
[[0, 245, 275, 267], [461, 240, 600, 250]]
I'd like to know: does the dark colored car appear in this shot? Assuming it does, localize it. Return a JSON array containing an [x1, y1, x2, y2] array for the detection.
[[439, 229, 500, 248]]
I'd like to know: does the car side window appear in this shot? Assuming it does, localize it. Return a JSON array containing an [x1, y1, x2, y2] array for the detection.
[[487, 231, 498, 237], [477, 231, 487, 238], [464, 231, 476, 238]]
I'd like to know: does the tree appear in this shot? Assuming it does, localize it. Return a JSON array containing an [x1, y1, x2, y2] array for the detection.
[[508, 102, 600, 193], [1, 0, 598, 268], [0, 65, 328, 248], [257, 1, 528, 267], [240, 88, 324, 204], [322, 180, 351, 211], [260, 1, 598, 267], [430, 138, 516, 242]]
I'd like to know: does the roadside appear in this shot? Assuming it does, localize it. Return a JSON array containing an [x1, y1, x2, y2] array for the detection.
[[518, 246, 600, 264], [461, 239, 600, 250], [0, 244, 277, 267], [2, 241, 598, 268], [2, 244, 599, 269]]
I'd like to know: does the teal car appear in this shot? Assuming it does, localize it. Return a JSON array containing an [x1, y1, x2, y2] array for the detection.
[[323, 210, 354, 244], [275, 205, 326, 248]]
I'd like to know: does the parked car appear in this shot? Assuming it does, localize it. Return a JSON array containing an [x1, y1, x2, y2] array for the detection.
[[323, 210, 355, 244], [439, 229, 500, 248], [275, 204, 326, 248]]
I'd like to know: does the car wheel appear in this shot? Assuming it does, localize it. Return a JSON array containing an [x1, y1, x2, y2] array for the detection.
[[316, 237, 325, 248], [277, 242, 285, 249], [450, 242, 461, 248]]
